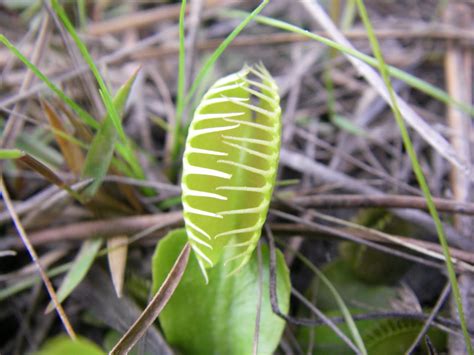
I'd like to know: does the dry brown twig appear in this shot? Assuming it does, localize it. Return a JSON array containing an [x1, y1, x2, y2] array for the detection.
[[292, 194, 474, 215], [131, 26, 474, 59], [1, 211, 183, 249]]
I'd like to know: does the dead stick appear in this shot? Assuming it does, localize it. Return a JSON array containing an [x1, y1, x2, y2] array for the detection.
[[291, 194, 474, 215], [3, 211, 183, 248], [87, 0, 242, 35]]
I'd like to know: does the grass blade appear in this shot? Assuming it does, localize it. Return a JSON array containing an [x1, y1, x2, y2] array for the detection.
[[224, 11, 474, 118], [281, 242, 367, 355], [168, 0, 187, 174], [0, 263, 71, 302], [170, 0, 270, 166], [51, 0, 124, 142], [1, 145, 85, 202], [246, 10, 469, 176], [354, 1, 473, 353], [0, 148, 24, 159], [186, 0, 269, 102], [0, 35, 97, 129], [45, 239, 102, 314], [51, 0, 145, 183], [81, 70, 138, 200]]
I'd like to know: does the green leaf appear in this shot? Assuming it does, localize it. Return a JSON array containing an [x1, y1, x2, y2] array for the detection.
[[152, 228, 291, 355], [35, 335, 105, 355], [45, 239, 102, 313], [0, 148, 24, 159], [81, 70, 138, 200], [181, 64, 282, 280]]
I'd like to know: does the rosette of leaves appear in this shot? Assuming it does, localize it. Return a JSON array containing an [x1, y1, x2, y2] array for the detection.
[[181, 64, 281, 281]]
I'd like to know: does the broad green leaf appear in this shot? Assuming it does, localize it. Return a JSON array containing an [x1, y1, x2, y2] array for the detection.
[[152, 228, 291, 355], [301, 258, 445, 354], [35, 335, 104, 355], [81, 70, 138, 201], [45, 239, 101, 313]]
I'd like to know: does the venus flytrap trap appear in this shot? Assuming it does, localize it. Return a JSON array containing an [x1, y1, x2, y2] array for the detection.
[[109, 65, 288, 355], [181, 64, 281, 282], [141, 65, 290, 355]]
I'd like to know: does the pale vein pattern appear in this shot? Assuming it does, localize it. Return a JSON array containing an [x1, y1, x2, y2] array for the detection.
[[181, 64, 281, 281]]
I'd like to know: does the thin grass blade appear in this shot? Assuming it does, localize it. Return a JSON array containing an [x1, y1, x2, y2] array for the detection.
[[45, 239, 102, 314], [81, 70, 138, 201], [51, 0, 124, 142], [287, 244, 367, 355], [170, 0, 270, 166], [0, 35, 97, 129], [223, 11, 474, 118], [354, 1, 473, 353], [0, 149, 25, 159]]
